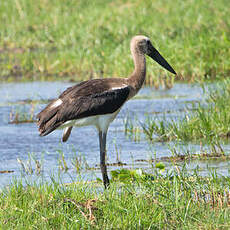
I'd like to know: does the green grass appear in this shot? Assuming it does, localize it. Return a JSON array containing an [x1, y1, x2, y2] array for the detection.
[[1, 167, 230, 229], [0, 0, 230, 82], [9, 103, 37, 124], [125, 79, 230, 143]]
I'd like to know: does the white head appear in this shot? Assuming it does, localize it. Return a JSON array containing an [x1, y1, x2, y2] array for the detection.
[[130, 35, 176, 75], [130, 35, 151, 55]]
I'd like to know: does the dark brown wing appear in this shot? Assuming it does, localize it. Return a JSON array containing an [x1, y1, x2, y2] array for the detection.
[[36, 78, 130, 136], [60, 78, 126, 98]]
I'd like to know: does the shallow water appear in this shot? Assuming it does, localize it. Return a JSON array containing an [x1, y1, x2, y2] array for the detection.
[[0, 82, 229, 188]]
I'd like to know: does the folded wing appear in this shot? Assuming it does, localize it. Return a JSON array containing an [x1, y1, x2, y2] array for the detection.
[[36, 79, 130, 136]]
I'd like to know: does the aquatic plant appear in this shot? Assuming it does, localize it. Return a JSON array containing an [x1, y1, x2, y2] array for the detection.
[[56, 147, 90, 173], [110, 163, 165, 183], [9, 104, 36, 124], [57, 151, 69, 172], [17, 152, 42, 175], [125, 79, 230, 143], [71, 153, 90, 173], [124, 115, 141, 142]]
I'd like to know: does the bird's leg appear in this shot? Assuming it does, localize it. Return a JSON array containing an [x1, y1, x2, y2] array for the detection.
[[99, 131, 110, 188]]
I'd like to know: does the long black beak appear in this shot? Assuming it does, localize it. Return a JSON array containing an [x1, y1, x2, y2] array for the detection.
[[147, 43, 176, 75]]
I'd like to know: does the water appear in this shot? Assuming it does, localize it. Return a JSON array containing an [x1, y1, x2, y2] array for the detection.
[[0, 82, 229, 188]]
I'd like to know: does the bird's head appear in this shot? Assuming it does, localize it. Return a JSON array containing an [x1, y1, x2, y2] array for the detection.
[[131, 35, 176, 75]]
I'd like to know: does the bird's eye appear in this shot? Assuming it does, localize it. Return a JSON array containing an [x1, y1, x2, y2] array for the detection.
[[146, 40, 150, 45]]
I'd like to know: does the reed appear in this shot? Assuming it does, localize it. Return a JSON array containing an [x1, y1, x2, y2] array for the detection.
[[125, 79, 230, 142], [0, 0, 229, 83]]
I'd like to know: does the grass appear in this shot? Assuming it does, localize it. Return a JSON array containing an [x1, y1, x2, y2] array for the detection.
[[9, 103, 37, 124], [2, 1, 230, 226], [125, 79, 230, 143], [1, 166, 230, 229], [3, 76, 230, 228], [0, 0, 230, 83]]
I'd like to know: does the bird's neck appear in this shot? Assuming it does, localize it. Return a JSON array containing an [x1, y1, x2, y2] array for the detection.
[[127, 49, 146, 96]]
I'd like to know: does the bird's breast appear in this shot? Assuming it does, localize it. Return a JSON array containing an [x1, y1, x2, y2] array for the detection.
[[60, 110, 120, 133]]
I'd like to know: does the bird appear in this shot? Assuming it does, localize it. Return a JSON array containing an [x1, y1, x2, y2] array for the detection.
[[36, 35, 176, 188]]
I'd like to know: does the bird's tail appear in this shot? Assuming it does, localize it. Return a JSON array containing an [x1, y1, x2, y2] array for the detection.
[[36, 100, 63, 136]]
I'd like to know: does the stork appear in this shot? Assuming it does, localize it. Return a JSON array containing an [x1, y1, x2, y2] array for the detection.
[[36, 35, 176, 188]]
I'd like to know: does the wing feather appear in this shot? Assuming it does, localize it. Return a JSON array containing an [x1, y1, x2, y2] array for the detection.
[[36, 79, 130, 136]]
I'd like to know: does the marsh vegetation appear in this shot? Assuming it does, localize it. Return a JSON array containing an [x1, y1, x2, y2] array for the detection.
[[0, 0, 230, 83], [1, 0, 230, 228], [1, 166, 230, 229], [1, 80, 230, 228], [125, 80, 230, 143]]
